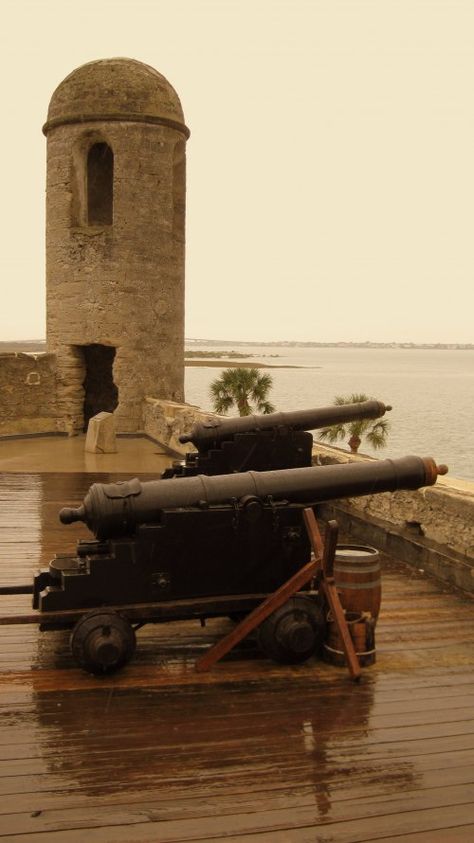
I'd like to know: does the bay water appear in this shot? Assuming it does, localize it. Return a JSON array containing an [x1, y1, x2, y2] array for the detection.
[[184, 345, 474, 482]]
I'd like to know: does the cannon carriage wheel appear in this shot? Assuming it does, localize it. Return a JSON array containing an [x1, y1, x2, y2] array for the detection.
[[257, 595, 326, 664], [70, 610, 136, 674]]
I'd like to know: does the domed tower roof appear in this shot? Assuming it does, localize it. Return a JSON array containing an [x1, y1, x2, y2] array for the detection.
[[44, 57, 189, 137]]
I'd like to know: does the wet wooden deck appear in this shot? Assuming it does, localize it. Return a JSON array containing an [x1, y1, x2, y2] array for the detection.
[[1, 471, 474, 842]]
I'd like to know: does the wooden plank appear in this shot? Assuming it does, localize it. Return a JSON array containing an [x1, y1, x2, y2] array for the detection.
[[0, 756, 474, 823], [4, 715, 474, 777], [1, 793, 474, 842], [1, 686, 473, 740], [193, 824, 474, 843], [2, 780, 474, 837], [0, 594, 268, 626]]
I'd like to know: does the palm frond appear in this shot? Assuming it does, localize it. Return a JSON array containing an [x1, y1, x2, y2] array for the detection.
[[366, 419, 390, 449], [318, 423, 347, 443], [348, 418, 372, 437], [333, 393, 370, 407], [350, 392, 370, 404], [319, 392, 390, 452], [257, 400, 276, 415]]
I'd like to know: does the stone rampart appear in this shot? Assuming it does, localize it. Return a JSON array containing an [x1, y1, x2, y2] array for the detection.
[[0, 353, 58, 434], [143, 397, 216, 455], [313, 443, 474, 562]]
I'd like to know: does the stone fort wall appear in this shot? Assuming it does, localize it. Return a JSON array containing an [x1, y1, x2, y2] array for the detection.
[[0, 353, 58, 435]]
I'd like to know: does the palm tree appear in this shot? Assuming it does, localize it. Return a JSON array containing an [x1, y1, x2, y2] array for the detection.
[[318, 393, 390, 454], [210, 368, 275, 416]]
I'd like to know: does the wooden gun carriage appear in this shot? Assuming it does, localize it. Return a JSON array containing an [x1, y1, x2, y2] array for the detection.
[[0, 453, 446, 675]]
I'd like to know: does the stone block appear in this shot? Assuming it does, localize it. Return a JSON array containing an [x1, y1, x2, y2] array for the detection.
[[85, 412, 117, 453]]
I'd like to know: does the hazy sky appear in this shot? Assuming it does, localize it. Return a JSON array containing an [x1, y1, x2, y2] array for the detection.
[[1, 0, 473, 343]]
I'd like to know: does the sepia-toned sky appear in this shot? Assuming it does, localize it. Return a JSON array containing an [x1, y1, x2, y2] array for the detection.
[[0, 0, 473, 343]]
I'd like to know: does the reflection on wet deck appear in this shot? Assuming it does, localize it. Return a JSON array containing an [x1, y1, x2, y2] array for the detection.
[[0, 434, 172, 475], [1, 469, 474, 841]]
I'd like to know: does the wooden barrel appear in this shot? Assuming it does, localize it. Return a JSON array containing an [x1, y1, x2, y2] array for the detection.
[[323, 612, 376, 667], [334, 544, 381, 623], [326, 611, 362, 650]]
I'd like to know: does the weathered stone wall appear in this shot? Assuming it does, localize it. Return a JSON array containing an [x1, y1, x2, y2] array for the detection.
[[143, 397, 216, 455], [346, 482, 474, 561], [0, 353, 57, 434], [313, 443, 474, 563], [46, 121, 185, 434]]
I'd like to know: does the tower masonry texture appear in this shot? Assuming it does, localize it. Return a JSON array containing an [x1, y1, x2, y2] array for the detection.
[[44, 57, 189, 433]]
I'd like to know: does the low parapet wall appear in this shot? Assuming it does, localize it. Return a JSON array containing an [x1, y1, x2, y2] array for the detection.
[[0, 353, 58, 435], [143, 397, 216, 456], [144, 399, 474, 591], [313, 442, 474, 593], [313, 443, 474, 558]]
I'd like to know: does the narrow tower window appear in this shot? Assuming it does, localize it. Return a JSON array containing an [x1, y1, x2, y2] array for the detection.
[[87, 143, 113, 225], [172, 140, 186, 241]]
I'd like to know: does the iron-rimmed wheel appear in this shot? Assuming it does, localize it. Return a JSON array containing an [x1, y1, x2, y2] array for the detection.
[[71, 611, 136, 674], [257, 595, 326, 664]]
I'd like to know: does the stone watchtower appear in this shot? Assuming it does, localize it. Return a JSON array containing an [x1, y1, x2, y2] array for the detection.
[[43, 58, 189, 433]]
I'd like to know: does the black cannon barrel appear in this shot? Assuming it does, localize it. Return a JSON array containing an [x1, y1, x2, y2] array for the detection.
[[178, 400, 391, 451], [60, 456, 447, 540]]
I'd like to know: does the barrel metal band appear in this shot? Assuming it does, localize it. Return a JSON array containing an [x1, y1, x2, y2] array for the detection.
[[335, 564, 380, 574], [324, 644, 376, 656], [335, 579, 382, 590]]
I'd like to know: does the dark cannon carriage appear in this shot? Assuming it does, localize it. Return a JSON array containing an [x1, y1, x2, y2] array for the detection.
[[7, 453, 443, 674], [0, 402, 447, 675]]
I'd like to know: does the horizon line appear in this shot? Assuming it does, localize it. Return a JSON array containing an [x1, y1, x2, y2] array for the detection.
[[0, 337, 473, 348]]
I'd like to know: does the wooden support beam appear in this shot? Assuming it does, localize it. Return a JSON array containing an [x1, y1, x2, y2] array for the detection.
[[322, 518, 338, 580], [195, 559, 318, 673], [303, 509, 361, 682], [195, 509, 361, 678]]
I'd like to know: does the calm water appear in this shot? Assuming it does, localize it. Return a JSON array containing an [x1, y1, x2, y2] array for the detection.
[[185, 346, 474, 481]]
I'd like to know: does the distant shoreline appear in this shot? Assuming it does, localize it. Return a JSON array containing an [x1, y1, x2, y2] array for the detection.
[[185, 359, 307, 369], [1, 339, 473, 354], [186, 339, 474, 351]]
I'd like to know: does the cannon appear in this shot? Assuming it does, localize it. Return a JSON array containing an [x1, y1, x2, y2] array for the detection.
[[61, 454, 438, 540], [163, 399, 392, 476], [27, 455, 447, 674]]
